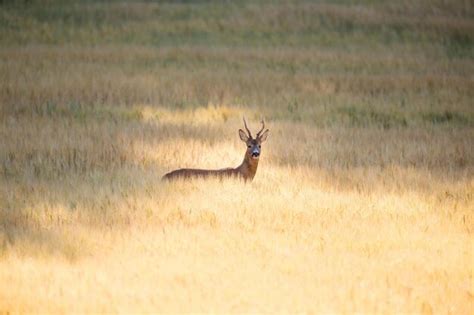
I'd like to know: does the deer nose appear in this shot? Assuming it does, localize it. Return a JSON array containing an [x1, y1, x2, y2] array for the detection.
[[252, 150, 260, 157]]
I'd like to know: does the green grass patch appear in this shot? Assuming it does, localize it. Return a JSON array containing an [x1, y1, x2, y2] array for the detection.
[[10, 101, 144, 123], [421, 110, 471, 126], [444, 31, 474, 59], [335, 106, 408, 129]]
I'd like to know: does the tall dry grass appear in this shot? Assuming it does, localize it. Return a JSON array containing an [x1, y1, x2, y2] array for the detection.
[[0, 0, 473, 313]]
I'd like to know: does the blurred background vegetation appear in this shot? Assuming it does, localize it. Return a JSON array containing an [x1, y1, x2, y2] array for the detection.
[[0, 0, 473, 128]]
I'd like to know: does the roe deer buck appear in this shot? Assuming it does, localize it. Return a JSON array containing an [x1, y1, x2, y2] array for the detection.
[[162, 118, 269, 182]]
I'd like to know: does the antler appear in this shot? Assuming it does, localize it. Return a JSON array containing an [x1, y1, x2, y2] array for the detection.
[[256, 118, 266, 138], [243, 117, 252, 138]]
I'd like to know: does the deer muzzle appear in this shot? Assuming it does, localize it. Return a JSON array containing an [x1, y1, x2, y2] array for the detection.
[[251, 148, 260, 158]]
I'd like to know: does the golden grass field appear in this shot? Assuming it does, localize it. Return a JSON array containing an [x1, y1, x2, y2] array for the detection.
[[0, 0, 473, 313]]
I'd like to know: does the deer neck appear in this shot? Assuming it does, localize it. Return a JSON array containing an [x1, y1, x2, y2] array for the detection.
[[238, 153, 259, 180]]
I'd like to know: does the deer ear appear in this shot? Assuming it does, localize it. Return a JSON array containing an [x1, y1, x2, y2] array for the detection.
[[239, 129, 249, 142], [258, 129, 269, 142]]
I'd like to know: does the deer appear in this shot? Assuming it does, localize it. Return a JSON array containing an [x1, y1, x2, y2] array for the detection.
[[162, 118, 269, 182]]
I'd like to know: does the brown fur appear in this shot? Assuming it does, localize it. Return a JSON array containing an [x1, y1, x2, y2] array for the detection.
[[163, 119, 269, 182]]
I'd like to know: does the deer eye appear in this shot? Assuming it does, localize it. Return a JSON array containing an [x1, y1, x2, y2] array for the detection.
[[258, 145, 261, 148], [247, 145, 251, 148]]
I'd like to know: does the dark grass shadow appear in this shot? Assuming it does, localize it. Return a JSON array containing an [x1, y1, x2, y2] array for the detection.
[[0, 166, 167, 261], [0, 206, 82, 261]]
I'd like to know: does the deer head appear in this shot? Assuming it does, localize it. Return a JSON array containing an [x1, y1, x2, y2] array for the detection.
[[239, 117, 269, 160]]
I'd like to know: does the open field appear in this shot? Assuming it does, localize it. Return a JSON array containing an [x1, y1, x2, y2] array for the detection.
[[1, 0, 473, 313]]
